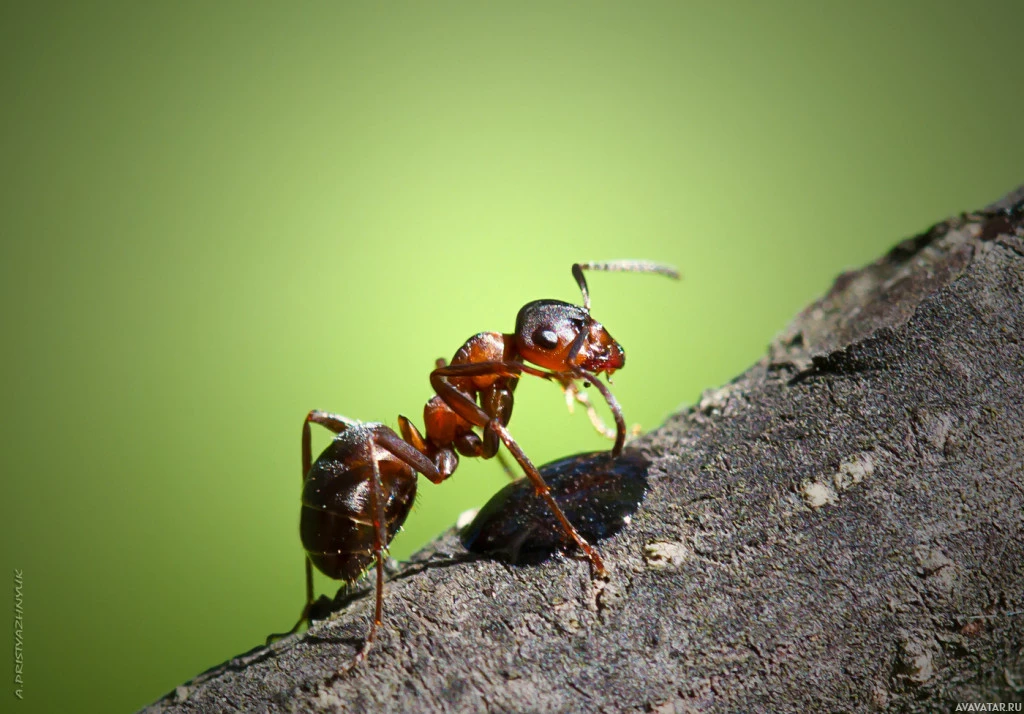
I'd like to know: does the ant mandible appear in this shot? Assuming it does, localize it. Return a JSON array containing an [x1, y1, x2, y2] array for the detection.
[[270, 260, 679, 671]]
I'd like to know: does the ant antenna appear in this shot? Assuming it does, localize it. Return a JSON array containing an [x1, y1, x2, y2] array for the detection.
[[572, 260, 681, 311]]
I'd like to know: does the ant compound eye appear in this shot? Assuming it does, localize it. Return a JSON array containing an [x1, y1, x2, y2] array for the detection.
[[532, 328, 559, 350]]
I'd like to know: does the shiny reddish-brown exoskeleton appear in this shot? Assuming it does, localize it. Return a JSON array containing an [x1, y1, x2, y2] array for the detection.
[[269, 260, 678, 672]]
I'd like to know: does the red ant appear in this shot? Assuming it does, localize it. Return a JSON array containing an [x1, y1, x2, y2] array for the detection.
[[269, 260, 678, 670]]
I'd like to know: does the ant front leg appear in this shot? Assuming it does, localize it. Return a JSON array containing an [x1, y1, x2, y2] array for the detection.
[[267, 410, 362, 644], [565, 370, 626, 454], [430, 364, 608, 577], [557, 375, 621, 441]]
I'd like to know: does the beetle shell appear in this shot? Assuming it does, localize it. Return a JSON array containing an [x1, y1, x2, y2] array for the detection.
[[461, 449, 649, 564]]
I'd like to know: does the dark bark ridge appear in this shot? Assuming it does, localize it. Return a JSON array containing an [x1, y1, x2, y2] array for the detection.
[[143, 188, 1024, 713]]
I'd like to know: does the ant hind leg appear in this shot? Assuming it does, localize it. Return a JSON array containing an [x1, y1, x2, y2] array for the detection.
[[267, 410, 364, 645]]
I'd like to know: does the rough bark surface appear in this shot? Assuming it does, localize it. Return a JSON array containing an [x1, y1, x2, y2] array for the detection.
[[142, 188, 1024, 713]]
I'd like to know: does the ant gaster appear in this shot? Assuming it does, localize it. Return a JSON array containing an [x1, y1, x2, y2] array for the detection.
[[270, 260, 679, 671]]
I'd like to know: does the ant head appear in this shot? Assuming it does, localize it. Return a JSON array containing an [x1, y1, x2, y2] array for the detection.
[[511, 261, 678, 377], [514, 300, 624, 376]]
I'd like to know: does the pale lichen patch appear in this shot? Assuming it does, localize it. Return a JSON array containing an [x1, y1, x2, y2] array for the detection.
[[833, 452, 875, 492], [897, 636, 936, 686], [644, 541, 690, 569], [800, 481, 838, 510]]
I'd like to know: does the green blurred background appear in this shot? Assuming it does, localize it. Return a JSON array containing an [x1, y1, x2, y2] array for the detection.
[[2, 1, 1022, 711]]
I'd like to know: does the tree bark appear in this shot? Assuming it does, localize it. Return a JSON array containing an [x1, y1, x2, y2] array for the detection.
[[142, 188, 1024, 713]]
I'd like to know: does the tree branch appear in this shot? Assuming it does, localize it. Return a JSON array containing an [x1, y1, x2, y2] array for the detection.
[[142, 187, 1024, 713]]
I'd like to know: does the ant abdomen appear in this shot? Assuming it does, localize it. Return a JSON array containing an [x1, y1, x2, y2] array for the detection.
[[300, 424, 418, 581]]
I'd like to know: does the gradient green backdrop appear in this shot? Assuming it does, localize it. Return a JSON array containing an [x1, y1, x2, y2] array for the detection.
[[2, 2, 1022, 712]]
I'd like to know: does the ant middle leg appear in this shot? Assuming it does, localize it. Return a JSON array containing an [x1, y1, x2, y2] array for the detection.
[[430, 367, 608, 577]]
